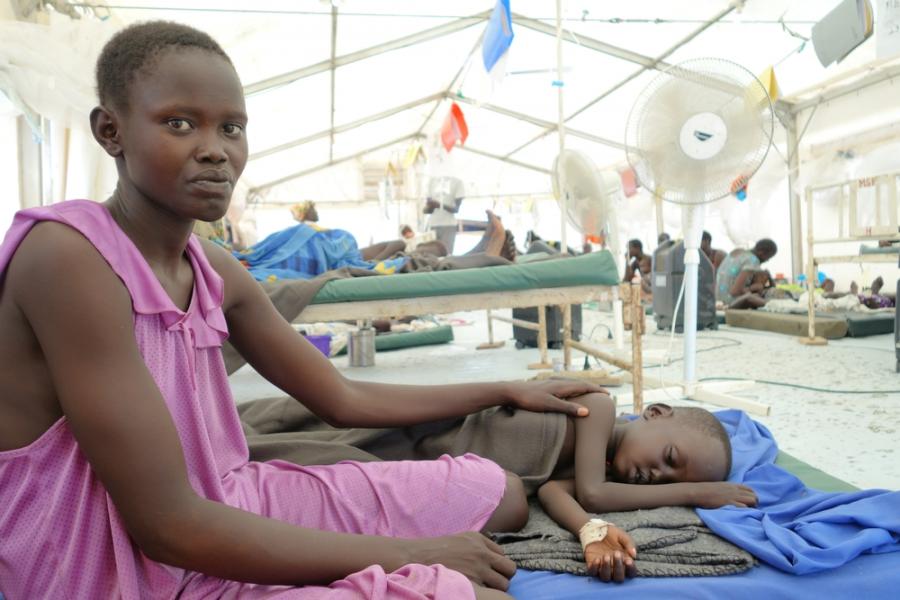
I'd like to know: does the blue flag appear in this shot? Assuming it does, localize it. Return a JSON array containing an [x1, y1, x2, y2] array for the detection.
[[482, 0, 513, 74]]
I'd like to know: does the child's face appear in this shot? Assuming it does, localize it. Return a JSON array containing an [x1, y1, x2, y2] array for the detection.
[[609, 416, 727, 485], [114, 48, 248, 221]]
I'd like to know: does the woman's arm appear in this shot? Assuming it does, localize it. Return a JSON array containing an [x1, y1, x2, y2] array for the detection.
[[209, 242, 599, 427], [729, 269, 754, 297], [11, 224, 513, 588]]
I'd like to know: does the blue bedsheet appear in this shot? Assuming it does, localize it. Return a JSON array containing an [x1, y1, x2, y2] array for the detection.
[[510, 410, 900, 598], [698, 410, 899, 574], [235, 224, 407, 281]]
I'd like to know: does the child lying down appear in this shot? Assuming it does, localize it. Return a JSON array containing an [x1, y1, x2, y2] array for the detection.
[[530, 395, 756, 582]]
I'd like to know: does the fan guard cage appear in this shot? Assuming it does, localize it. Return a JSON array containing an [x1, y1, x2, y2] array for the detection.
[[625, 58, 774, 205]]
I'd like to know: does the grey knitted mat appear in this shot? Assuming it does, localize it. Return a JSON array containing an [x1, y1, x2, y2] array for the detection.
[[492, 501, 755, 577]]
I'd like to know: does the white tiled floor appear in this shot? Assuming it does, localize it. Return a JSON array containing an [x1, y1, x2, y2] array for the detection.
[[229, 307, 900, 491]]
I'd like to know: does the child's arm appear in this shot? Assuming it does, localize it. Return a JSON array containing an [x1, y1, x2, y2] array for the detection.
[[207, 242, 602, 427], [12, 224, 513, 589], [538, 479, 636, 583]]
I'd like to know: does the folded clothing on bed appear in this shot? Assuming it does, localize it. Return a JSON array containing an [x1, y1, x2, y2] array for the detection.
[[697, 410, 900, 574], [493, 501, 755, 577]]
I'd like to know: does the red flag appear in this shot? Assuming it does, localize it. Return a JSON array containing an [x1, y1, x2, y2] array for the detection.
[[440, 102, 469, 152], [620, 167, 638, 197]]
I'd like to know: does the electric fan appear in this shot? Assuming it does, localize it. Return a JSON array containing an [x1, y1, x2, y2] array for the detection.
[[624, 58, 774, 414], [551, 149, 622, 268]]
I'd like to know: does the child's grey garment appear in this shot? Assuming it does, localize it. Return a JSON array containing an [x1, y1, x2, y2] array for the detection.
[[241, 397, 568, 495]]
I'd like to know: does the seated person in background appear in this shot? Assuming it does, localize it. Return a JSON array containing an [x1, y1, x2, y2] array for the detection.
[[716, 238, 777, 306], [701, 230, 727, 273], [727, 268, 782, 309], [536, 394, 756, 581], [623, 239, 652, 296]]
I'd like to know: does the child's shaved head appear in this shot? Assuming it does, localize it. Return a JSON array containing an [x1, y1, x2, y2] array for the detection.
[[670, 406, 732, 477], [96, 21, 233, 111]]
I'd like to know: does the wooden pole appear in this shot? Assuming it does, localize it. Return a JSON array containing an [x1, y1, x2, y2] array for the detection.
[[631, 274, 643, 414], [477, 309, 505, 350], [528, 306, 552, 370], [800, 188, 827, 346]]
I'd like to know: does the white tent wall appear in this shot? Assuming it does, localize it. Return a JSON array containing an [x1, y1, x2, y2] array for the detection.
[[2, 0, 899, 284], [793, 73, 900, 291]]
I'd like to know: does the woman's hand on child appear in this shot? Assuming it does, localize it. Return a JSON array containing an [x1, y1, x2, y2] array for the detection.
[[409, 532, 516, 590], [584, 526, 637, 583], [690, 482, 758, 508], [505, 381, 609, 417]]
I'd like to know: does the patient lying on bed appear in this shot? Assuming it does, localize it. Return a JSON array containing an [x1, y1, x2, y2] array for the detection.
[[824, 276, 895, 309], [233, 208, 516, 280], [535, 395, 756, 582]]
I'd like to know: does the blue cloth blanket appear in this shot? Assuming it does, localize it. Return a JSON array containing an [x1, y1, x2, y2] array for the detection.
[[235, 224, 407, 281], [697, 410, 899, 574]]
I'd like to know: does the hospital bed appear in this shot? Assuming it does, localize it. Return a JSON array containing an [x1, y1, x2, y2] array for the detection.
[[293, 251, 640, 388]]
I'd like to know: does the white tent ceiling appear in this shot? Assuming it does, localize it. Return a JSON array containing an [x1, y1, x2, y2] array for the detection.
[[11, 0, 888, 201]]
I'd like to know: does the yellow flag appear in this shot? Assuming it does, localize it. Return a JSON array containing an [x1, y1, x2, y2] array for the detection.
[[758, 66, 780, 101], [402, 142, 424, 169]]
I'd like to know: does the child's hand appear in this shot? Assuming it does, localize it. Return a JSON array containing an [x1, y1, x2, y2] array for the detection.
[[583, 526, 637, 583], [690, 482, 758, 508]]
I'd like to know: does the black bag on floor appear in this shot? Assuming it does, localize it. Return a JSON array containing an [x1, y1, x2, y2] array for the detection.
[[512, 305, 582, 349]]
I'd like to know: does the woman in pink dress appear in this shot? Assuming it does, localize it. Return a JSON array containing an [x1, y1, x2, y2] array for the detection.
[[0, 21, 603, 600]]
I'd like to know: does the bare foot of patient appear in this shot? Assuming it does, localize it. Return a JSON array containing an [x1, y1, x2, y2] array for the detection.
[[500, 230, 517, 261], [483, 211, 507, 257]]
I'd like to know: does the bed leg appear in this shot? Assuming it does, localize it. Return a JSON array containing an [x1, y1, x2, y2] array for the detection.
[[562, 304, 572, 372], [477, 309, 505, 350], [528, 305, 552, 370], [631, 276, 643, 415]]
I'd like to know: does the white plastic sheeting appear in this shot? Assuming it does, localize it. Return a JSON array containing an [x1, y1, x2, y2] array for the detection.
[[2, 0, 900, 279]]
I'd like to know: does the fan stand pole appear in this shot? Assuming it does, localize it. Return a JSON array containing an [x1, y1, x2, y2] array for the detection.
[[678, 205, 771, 416]]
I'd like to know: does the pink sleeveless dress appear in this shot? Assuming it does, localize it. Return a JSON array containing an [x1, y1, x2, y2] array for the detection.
[[0, 200, 506, 599]]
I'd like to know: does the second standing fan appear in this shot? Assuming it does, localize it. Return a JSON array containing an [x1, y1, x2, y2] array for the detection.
[[624, 58, 774, 415]]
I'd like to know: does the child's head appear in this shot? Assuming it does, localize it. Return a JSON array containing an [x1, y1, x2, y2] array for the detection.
[[91, 21, 246, 222], [751, 269, 771, 287], [291, 201, 318, 223], [609, 403, 732, 485], [400, 225, 415, 239]]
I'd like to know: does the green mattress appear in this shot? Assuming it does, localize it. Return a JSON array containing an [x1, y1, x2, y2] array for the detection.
[[335, 325, 454, 355], [776, 451, 857, 492], [725, 309, 894, 338], [311, 251, 620, 305]]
